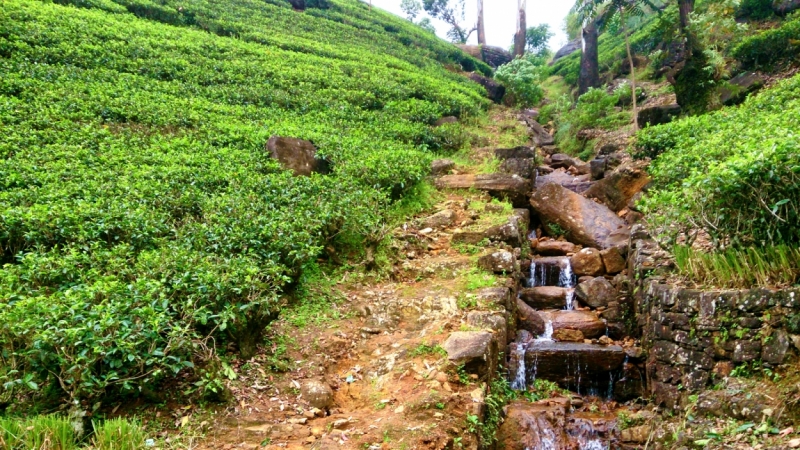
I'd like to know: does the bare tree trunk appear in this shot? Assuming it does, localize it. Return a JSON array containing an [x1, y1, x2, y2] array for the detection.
[[514, 0, 526, 57], [679, 0, 694, 34], [620, 9, 639, 129], [477, 0, 486, 46], [578, 21, 599, 95]]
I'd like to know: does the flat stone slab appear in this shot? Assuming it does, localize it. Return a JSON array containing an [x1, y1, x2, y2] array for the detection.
[[524, 342, 625, 388]]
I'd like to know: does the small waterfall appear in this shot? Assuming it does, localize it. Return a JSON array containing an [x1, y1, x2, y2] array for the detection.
[[510, 342, 528, 390], [558, 258, 575, 288], [565, 289, 575, 311], [570, 418, 609, 450], [536, 319, 554, 341]]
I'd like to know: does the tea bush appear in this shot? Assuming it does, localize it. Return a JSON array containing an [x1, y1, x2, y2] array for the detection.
[[732, 15, 800, 69], [636, 73, 800, 247], [0, 0, 488, 406]]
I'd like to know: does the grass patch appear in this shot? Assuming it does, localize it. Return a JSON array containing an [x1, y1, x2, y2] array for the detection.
[[673, 245, 800, 289], [408, 343, 447, 358], [0, 415, 145, 450], [460, 267, 501, 291]]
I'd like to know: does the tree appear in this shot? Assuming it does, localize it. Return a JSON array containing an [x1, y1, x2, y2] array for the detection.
[[572, 0, 601, 95], [401, 0, 422, 20], [417, 17, 436, 33], [514, 0, 527, 57], [477, 0, 486, 45], [525, 24, 554, 56], [423, 0, 476, 43]]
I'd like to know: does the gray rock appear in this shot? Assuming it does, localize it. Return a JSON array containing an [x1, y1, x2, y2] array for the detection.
[[762, 329, 791, 364], [468, 311, 508, 346], [530, 183, 630, 250], [733, 340, 762, 362], [719, 72, 766, 106], [435, 174, 531, 207], [468, 73, 506, 103], [575, 277, 617, 309], [301, 380, 334, 409], [485, 216, 523, 246], [420, 209, 456, 229], [552, 38, 581, 63], [478, 250, 517, 273], [773, 0, 800, 16], [590, 158, 606, 180], [266, 136, 330, 176], [431, 159, 455, 176], [638, 104, 681, 128], [442, 331, 499, 380], [495, 146, 537, 160], [500, 158, 536, 179]]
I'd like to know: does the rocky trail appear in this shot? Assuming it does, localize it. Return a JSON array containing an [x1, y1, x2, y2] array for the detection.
[[194, 108, 658, 450]]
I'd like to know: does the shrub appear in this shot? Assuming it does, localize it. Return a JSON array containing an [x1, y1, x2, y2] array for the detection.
[[547, 88, 631, 157], [637, 73, 800, 247], [495, 57, 547, 107], [736, 0, 774, 20], [732, 16, 800, 69]]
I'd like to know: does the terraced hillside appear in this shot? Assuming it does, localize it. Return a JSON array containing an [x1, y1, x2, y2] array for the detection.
[[0, 0, 490, 405]]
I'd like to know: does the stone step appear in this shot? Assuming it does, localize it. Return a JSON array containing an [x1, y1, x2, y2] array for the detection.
[[524, 342, 626, 391], [434, 173, 531, 207], [519, 286, 572, 309], [540, 310, 606, 339]]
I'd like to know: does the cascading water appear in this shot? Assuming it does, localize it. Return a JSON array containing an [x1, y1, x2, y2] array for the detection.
[[558, 258, 576, 311], [510, 342, 528, 390]]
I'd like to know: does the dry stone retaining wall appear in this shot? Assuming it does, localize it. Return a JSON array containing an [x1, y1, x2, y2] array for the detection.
[[630, 226, 800, 409]]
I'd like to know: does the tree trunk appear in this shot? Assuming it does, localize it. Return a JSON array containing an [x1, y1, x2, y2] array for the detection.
[[620, 9, 639, 129], [679, 0, 695, 34], [514, 0, 527, 57], [477, 0, 486, 46], [579, 21, 600, 95]]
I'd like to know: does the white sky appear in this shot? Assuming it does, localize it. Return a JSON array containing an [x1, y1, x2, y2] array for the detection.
[[367, 0, 574, 51]]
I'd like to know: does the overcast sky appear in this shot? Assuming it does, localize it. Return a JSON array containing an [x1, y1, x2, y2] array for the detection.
[[367, 0, 574, 51]]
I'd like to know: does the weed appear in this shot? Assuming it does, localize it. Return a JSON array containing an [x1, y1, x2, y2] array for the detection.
[[409, 343, 447, 358]]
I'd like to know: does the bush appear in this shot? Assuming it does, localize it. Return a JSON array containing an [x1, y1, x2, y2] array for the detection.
[[732, 16, 800, 69], [737, 0, 774, 19], [495, 57, 547, 107], [0, 0, 486, 407], [636, 73, 800, 247], [546, 88, 631, 157]]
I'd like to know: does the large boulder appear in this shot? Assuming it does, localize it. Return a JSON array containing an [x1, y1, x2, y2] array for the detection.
[[584, 162, 651, 212], [551, 38, 582, 63], [600, 248, 627, 274], [436, 174, 531, 207], [468, 311, 508, 346], [495, 146, 537, 160], [523, 342, 626, 388], [520, 286, 571, 309], [457, 45, 514, 68], [485, 216, 524, 247], [442, 331, 499, 380], [499, 158, 536, 179], [718, 72, 767, 106], [525, 119, 555, 146], [469, 73, 506, 103], [638, 104, 681, 128], [530, 183, 630, 250], [575, 277, 618, 309], [266, 136, 330, 176]]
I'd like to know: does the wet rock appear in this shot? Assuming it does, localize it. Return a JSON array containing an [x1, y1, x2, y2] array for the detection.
[[477, 250, 517, 274], [584, 162, 651, 212], [638, 104, 681, 128], [535, 240, 576, 256], [420, 210, 456, 229], [600, 248, 627, 274], [266, 136, 330, 176], [530, 183, 630, 250], [442, 331, 498, 380], [762, 329, 791, 364], [575, 277, 617, 309], [528, 256, 572, 287], [436, 174, 531, 207], [553, 328, 585, 342], [520, 286, 570, 309], [434, 116, 458, 127], [524, 342, 626, 387], [468, 311, 508, 346], [469, 73, 506, 103], [516, 298, 546, 336], [301, 380, 334, 410], [497, 400, 569, 450], [430, 159, 455, 176], [548, 310, 607, 338], [570, 248, 606, 277]]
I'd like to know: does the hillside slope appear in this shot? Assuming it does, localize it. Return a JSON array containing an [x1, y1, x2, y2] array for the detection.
[[0, 0, 489, 405]]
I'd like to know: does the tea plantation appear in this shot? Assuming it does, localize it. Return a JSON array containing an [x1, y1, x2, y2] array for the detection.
[[0, 0, 489, 405]]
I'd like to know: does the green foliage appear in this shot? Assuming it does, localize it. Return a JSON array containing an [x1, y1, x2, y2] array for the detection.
[[525, 24, 555, 56], [732, 15, 800, 69], [737, 0, 774, 19], [495, 57, 547, 107], [0, 415, 75, 450], [636, 74, 800, 247], [462, 267, 500, 291], [0, 0, 488, 406], [91, 418, 146, 450], [673, 245, 800, 288], [521, 379, 568, 402], [408, 343, 447, 358], [546, 88, 631, 156]]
